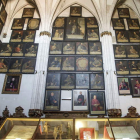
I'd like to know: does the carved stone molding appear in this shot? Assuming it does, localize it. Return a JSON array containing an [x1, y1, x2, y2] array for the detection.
[[11, 106, 27, 118], [40, 31, 51, 37], [101, 31, 112, 37], [28, 109, 43, 118], [124, 106, 140, 118], [45, 111, 89, 118], [108, 109, 122, 118]]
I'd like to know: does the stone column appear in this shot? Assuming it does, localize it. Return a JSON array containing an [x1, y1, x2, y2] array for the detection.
[[30, 31, 51, 111], [101, 31, 120, 109]]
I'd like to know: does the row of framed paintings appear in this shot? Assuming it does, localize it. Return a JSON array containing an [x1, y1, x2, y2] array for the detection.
[[112, 18, 140, 30], [115, 30, 140, 43], [115, 60, 140, 75], [52, 28, 100, 41], [46, 73, 105, 90], [0, 58, 36, 73], [50, 41, 102, 55], [47, 56, 103, 72], [118, 77, 140, 98], [44, 89, 106, 115], [53, 17, 98, 28], [114, 45, 140, 59], [0, 43, 38, 57], [11, 18, 40, 30], [10, 30, 36, 43]]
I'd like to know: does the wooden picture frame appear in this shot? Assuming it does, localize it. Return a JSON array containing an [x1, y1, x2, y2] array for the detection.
[[52, 29, 64, 41], [65, 17, 86, 41], [0, 43, 12, 56], [61, 73, 75, 89], [76, 42, 88, 54], [2, 74, 22, 94], [87, 17, 98, 28], [76, 56, 88, 71], [11, 18, 25, 30], [44, 90, 61, 111], [76, 73, 89, 89], [21, 58, 36, 74], [70, 6, 82, 17], [89, 42, 102, 55], [0, 58, 10, 73], [115, 60, 129, 75], [27, 18, 41, 30], [22, 30, 36, 42], [90, 73, 105, 90], [10, 30, 23, 42], [12, 43, 24, 57], [46, 73, 60, 89], [87, 28, 100, 41], [129, 30, 140, 43], [126, 45, 139, 58], [72, 89, 88, 111], [112, 18, 125, 30], [89, 91, 106, 115], [117, 8, 130, 18], [128, 60, 140, 75], [53, 17, 65, 28], [115, 30, 129, 43], [63, 42, 75, 54], [22, 8, 35, 18], [130, 77, 140, 98], [117, 77, 131, 95], [127, 19, 140, 30]]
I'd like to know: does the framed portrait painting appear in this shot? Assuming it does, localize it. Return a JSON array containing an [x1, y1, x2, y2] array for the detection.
[[46, 73, 60, 89], [76, 56, 88, 71], [126, 45, 139, 58], [115, 60, 129, 75], [76, 73, 89, 89], [10, 30, 23, 42], [22, 8, 35, 18], [0, 6, 7, 24], [0, 58, 10, 73], [2, 74, 22, 94], [76, 42, 88, 54], [61, 73, 75, 89], [117, 8, 130, 18], [113, 45, 126, 59], [117, 77, 130, 95], [62, 56, 75, 71], [89, 42, 102, 55], [89, 56, 103, 71], [27, 18, 40, 30], [115, 30, 129, 43], [87, 17, 98, 28], [25, 43, 38, 57], [127, 19, 140, 30], [65, 17, 85, 41], [129, 30, 140, 43], [89, 91, 106, 115], [87, 29, 99, 41], [130, 77, 140, 97], [8, 58, 23, 73], [23, 30, 36, 42], [49, 41, 62, 55], [72, 89, 88, 111], [11, 18, 25, 30], [53, 17, 65, 28], [44, 90, 60, 111], [70, 6, 82, 17], [48, 57, 61, 71], [90, 74, 105, 90], [22, 58, 36, 73], [112, 18, 125, 30], [63, 42, 75, 54], [52, 29, 64, 41], [12, 43, 24, 57], [0, 43, 12, 56], [128, 60, 140, 75]]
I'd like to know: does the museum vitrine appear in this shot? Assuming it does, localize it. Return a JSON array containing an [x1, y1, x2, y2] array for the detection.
[[0, 118, 140, 139]]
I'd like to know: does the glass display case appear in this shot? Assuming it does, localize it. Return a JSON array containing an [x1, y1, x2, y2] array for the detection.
[[0, 117, 140, 140]]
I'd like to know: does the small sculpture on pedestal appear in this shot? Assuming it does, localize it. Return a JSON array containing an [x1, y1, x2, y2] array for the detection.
[[43, 122, 50, 135], [125, 106, 140, 118], [66, 122, 71, 139], [58, 124, 63, 139], [53, 126, 58, 140]]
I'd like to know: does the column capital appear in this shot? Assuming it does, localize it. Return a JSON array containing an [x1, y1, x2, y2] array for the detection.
[[40, 31, 51, 37], [101, 31, 112, 37]]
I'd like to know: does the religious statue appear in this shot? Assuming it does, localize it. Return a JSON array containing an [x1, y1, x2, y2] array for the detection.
[[53, 126, 58, 140], [43, 122, 49, 135], [66, 122, 71, 139], [58, 124, 63, 139]]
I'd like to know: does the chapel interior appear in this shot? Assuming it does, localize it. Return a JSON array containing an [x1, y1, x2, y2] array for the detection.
[[0, 0, 140, 139]]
